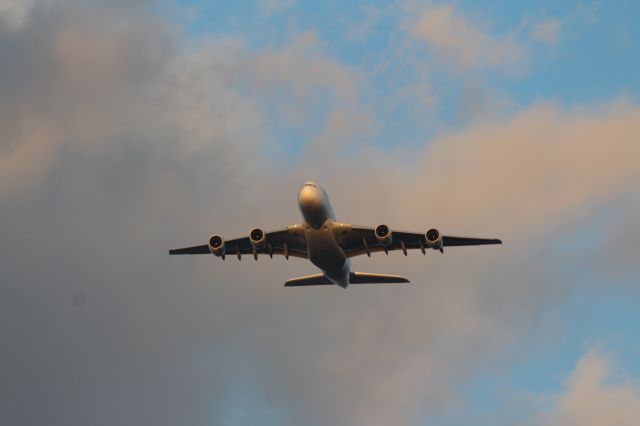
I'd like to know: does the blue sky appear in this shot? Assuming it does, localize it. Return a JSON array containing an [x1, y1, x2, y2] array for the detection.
[[162, 0, 640, 160], [2, 1, 640, 425], [169, 1, 639, 105]]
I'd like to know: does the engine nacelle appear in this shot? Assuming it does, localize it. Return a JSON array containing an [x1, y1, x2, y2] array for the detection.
[[208, 235, 225, 256], [425, 228, 443, 250], [249, 228, 267, 250], [375, 224, 393, 246]]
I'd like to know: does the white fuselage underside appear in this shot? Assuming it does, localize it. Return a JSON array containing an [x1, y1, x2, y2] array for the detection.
[[298, 182, 351, 287]]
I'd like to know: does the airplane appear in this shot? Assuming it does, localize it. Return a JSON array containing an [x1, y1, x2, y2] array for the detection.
[[169, 181, 502, 288]]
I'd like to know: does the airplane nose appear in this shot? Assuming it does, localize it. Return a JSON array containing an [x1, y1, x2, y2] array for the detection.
[[298, 182, 329, 229], [299, 185, 317, 207]]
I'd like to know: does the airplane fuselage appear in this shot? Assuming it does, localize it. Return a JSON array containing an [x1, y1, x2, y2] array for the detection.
[[298, 182, 351, 287]]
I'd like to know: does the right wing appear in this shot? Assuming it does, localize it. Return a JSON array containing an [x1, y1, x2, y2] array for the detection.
[[169, 225, 308, 260], [339, 226, 501, 258]]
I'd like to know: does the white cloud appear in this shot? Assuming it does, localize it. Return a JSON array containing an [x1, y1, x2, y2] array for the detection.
[[540, 349, 640, 426], [260, 0, 293, 16], [0, 0, 35, 31], [249, 31, 357, 103], [532, 18, 562, 44], [408, 3, 526, 72]]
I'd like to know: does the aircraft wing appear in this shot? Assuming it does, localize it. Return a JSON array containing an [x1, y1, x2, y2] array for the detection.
[[340, 226, 501, 258], [169, 225, 308, 260]]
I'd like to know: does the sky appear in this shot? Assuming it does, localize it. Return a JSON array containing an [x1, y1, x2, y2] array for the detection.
[[1, 0, 639, 425]]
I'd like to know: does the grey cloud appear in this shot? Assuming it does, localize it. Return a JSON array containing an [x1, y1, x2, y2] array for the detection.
[[2, 2, 639, 426], [0, 2, 377, 425], [0, 3, 273, 426], [590, 193, 640, 291]]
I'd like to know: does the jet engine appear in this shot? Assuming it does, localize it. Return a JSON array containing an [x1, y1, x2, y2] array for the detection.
[[425, 228, 443, 251], [249, 228, 267, 250], [208, 235, 225, 256], [375, 224, 393, 246]]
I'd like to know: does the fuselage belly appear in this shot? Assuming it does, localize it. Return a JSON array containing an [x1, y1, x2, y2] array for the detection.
[[304, 223, 349, 287], [298, 182, 350, 287]]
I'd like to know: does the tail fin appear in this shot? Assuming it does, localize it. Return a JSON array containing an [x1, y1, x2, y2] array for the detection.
[[349, 272, 410, 284]]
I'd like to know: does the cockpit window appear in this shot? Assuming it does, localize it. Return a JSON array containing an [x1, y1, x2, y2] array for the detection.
[[304, 183, 318, 188]]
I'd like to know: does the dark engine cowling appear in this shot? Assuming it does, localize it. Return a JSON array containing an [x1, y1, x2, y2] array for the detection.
[[249, 228, 267, 250], [375, 224, 393, 246], [425, 228, 443, 250], [209, 235, 225, 256]]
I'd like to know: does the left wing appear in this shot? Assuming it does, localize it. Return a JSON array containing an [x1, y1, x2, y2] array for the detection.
[[339, 226, 501, 258], [169, 225, 308, 260]]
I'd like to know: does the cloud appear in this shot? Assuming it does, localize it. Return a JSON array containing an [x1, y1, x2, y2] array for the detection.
[[260, 0, 293, 16], [539, 349, 640, 426], [225, 95, 640, 424], [289, 100, 640, 424], [0, 0, 174, 198], [590, 194, 640, 290], [410, 101, 640, 240], [0, 0, 36, 30], [310, 100, 640, 252], [346, 5, 381, 40], [0, 3, 282, 425], [2, 1, 640, 426], [408, 3, 526, 72], [532, 18, 562, 44], [249, 31, 357, 104], [0, 3, 368, 425]]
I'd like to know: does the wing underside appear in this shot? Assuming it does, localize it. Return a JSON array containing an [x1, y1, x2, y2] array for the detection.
[[169, 224, 501, 261], [349, 272, 410, 284], [169, 226, 308, 259], [340, 226, 501, 258]]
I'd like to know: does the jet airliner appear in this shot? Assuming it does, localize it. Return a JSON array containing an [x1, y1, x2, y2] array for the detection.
[[169, 182, 502, 288]]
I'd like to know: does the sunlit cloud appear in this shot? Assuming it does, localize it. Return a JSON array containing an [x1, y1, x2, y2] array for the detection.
[[408, 3, 526, 72], [539, 349, 640, 426], [532, 18, 562, 44]]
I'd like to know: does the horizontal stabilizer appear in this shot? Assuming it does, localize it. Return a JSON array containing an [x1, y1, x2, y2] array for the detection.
[[349, 272, 410, 284], [284, 274, 333, 287], [169, 244, 210, 255], [284, 272, 410, 287]]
